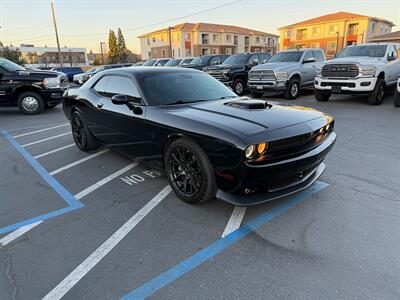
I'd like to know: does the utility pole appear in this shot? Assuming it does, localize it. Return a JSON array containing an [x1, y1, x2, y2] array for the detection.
[[51, 1, 62, 67], [168, 27, 172, 58], [100, 42, 105, 64]]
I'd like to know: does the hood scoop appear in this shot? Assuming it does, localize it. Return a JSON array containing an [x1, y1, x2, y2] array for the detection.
[[225, 99, 272, 110]]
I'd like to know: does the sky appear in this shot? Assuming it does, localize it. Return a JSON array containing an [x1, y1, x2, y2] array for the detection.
[[0, 0, 399, 54]]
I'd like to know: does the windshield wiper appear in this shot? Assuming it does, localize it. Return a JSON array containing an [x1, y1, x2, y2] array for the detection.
[[166, 99, 208, 106], [216, 96, 237, 100]]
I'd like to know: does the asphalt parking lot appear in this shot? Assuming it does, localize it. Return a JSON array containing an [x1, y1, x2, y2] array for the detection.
[[0, 91, 399, 300]]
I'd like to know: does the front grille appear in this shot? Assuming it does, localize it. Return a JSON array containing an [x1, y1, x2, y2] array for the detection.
[[249, 70, 276, 81], [321, 82, 356, 88], [207, 71, 224, 80], [267, 166, 316, 192], [321, 64, 359, 78], [269, 131, 320, 151]]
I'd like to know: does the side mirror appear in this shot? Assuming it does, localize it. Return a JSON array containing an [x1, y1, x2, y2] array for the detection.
[[387, 54, 396, 61], [111, 94, 129, 105], [303, 58, 316, 64], [210, 60, 219, 66]]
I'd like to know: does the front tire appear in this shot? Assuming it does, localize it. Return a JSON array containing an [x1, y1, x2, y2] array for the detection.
[[367, 78, 385, 105], [315, 90, 331, 102], [165, 138, 216, 204], [17, 92, 45, 115], [284, 78, 300, 99], [71, 110, 99, 151], [394, 88, 400, 107], [232, 79, 245, 96]]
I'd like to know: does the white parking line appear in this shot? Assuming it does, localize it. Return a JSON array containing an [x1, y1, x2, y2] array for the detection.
[[74, 162, 138, 199], [42, 184, 172, 300], [34, 143, 76, 159], [13, 123, 69, 138], [22, 132, 71, 147], [221, 206, 247, 238], [0, 221, 43, 246], [50, 149, 110, 175]]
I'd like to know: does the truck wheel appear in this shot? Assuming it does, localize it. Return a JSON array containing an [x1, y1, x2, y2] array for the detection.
[[17, 92, 45, 115], [315, 90, 331, 102], [71, 110, 99, 151], [232, 79, 245, 96], [165, 138, 216, 204], [394, 88, 400, 107], [284, 78, 300, 99], [367, 78, 385, 105], [250, 91, 264, 98]]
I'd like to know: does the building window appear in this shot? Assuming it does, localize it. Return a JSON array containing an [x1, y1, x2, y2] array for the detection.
[[244, 36, 249, 45], [172, 49, 175, 57], [244, 46, 249, 52], [296, 29, 307, 40], [202, 48, 210, 55], [225, 48, 232, 55], [202, 34, 209, 44], [284, 31, 290, 39], [234, 35, 238, 45], [184, 32, 190, 40], [348, 23, 359, 35], [213, 34, 219, 43], [175, 33, 180, 42], [152, 37, 156, 43], [162, 50, 166, 58], [371, 23, 376, 33], [226, 35, 232, 42], [329, 24, 339, 35], [212, 48, 219, 54], [327, 41, 337, 55], [255, 36, 260, 44], [178, 48, 181, 57], [312, 27, 320, 37], [161, 35, 165, 42]]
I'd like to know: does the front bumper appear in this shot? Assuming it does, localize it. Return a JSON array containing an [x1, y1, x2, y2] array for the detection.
[[248, 80, 287, 92], [217, 132, 336, 206], [315, 77, 377, 93], [39, 89, 66, 105]]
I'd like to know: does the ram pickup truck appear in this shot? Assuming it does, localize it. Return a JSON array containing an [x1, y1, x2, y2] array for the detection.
[[315, 43, 400, 105], [203, 52, 270, 95], [248, 48, 326, 99], [0, 57, 68, 114], [394, 76, 400, 107]]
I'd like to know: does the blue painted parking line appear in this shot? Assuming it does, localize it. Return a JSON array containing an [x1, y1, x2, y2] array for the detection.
[[120, 180, 329, 300], [0, 131, 84, 235]]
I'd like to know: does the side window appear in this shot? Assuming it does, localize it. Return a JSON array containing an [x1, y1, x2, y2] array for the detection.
[[92, 76, 110, 97], [210, 56, 221, 65], [313, 50, 325, 62], [388, 45, 397, 59], [260, 53, 270, 63], [249, 54, 259, 65], [104, 76, 141, 103], [303, 51, 314, 61]]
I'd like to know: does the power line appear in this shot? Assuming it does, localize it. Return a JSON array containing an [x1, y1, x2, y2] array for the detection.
[[60, 0, 245, 37]]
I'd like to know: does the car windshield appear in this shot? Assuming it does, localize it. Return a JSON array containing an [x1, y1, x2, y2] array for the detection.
[[223, 54, 249, 65], [268, 51, 304, 63], [139, 72, 237, 105], [143, 59, 156, 66], [180, 58, 193, 65], [190, 56, 211, 65], [87, 67, 98, 73], [165, 59, 182, 66], [0, 57, 25, 72], [336, 45, 387, 58]]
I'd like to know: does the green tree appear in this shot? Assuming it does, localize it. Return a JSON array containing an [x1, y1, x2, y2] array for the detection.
[[0, 41, 26, 65], [117, 28, 128, 62], [108, 30, 118, 64]]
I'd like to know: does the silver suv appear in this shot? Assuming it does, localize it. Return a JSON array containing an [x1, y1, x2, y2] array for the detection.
[[248, 48, 326, 99]]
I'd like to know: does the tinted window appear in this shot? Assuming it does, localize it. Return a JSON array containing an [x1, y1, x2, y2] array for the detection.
[[223, 54, 249, 65], [248, 54, 259, 64], [0, 57, 25, 72], [259, 53, 271, 63], [143, 59, 156, 66], [180, 58, 193, 65], [155, 59, 169, 66], [268, 51, 304, 63], [313, 50, 325, 62], [336, 45, 387, 58], [303, 51, 314, 61], [165, 59, 182, 66], [190, 56, 211, 65], [138, 72, 237, 106], [388, 45, 397, 59], [93, 75, 141, 102], [210, 56, 221, 65]]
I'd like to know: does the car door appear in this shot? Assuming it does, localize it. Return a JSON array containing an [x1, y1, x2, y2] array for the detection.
[[0, 68, 14, 106], [386, 44, 399, 85], [300, 51, 316, 86], [92, 74, 150, 159]]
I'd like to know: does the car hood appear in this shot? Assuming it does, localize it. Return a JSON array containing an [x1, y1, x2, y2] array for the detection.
[[16, 69, 61, 78], [326, 56, 384, 65], [204, 64, 244, 71], [252, 62, 300, 71], [182, 64, 205, 70], [166, 98, 326, 137]]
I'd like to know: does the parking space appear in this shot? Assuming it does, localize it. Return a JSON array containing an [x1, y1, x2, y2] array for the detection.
[[0, 93, 399, 299]]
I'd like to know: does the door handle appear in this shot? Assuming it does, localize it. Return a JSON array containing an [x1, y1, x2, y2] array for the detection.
[[97, 103, 104, 108]]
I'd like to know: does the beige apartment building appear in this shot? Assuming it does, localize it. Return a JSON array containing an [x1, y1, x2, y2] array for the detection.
[[279, 11, 395, 58], [138, 23, 279, 60]]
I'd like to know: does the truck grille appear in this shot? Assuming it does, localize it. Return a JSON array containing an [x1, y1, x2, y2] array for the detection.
[[249, 70, 276, 81], [321, 64, 359, 78], [206, 71, 224, 80]]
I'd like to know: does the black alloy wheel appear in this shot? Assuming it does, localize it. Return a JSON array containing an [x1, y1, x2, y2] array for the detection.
[[166, 138, 216, 204], [367, 78, 385, 105], [71, 110, 99, 151], [284, 78, 300, 99]]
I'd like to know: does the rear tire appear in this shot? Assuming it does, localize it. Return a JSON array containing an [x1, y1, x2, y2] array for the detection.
[[17, 92, 45, 115], [165, 138, 216, 204], [394, 88, 400, 107], [71, 110, 99, 151], [284, 78, 300, 99], [232, 79, 245, 96], [367, 78, 385, 105], [315, 90, 331, 102]]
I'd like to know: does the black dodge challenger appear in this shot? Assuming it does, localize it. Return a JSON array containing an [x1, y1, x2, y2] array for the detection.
[[63, 67, 336, 205]]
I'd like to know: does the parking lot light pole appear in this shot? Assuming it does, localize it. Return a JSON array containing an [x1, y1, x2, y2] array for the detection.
[[51, 1, 62, 67]]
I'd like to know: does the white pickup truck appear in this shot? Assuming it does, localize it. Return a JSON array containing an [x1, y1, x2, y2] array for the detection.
[[315, 43, 400, 105]]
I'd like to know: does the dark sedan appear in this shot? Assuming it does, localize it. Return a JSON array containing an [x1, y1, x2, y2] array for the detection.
[[63, 67, 336, 205]]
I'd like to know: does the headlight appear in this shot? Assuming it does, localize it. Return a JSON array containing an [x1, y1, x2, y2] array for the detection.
[[245, 145, 255, 159], [43, 77, 61, 89], [359, 66, 376, 77], [222, 69, 230, 75], [275, 71, 288, 79], [315, 67, 322, 77], [245, 142, 269, 159]]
